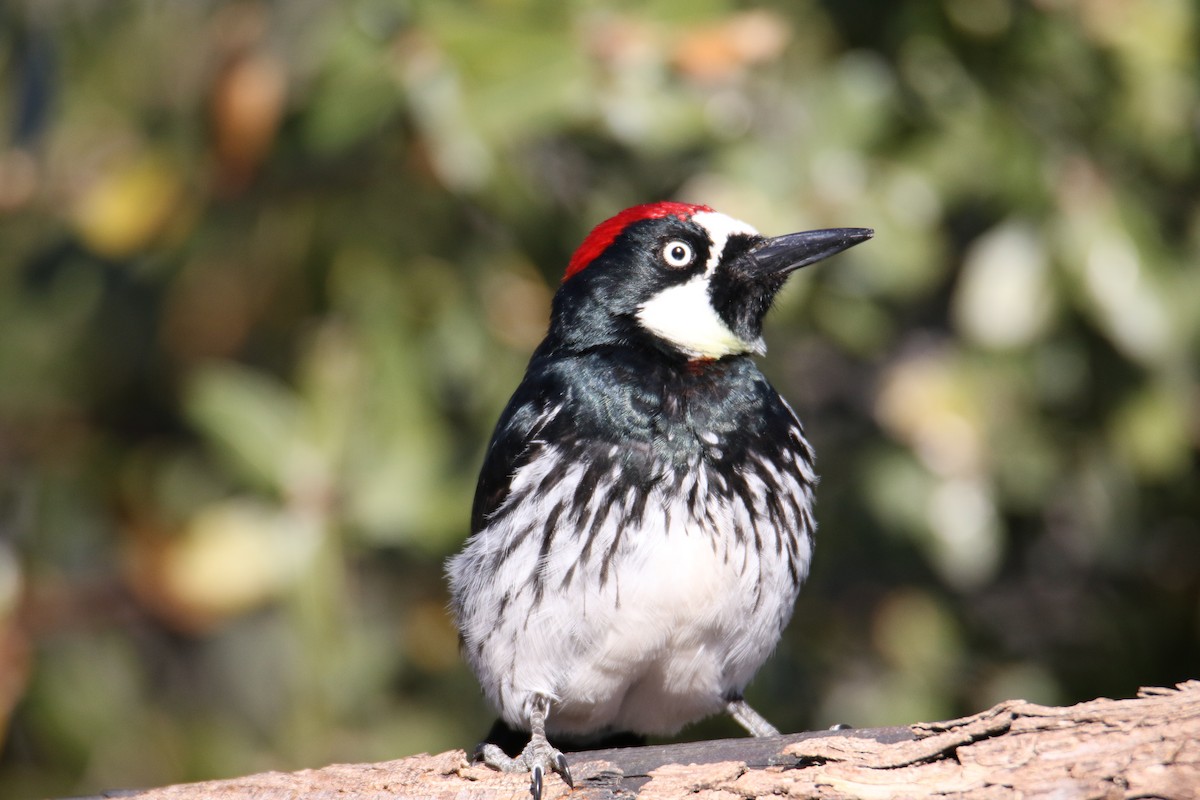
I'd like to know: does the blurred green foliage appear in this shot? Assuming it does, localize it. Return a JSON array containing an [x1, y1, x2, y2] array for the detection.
[[1, 0, 1198, 796]]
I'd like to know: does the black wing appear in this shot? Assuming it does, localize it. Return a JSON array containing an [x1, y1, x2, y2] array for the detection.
[[469, 366, 566, 536]]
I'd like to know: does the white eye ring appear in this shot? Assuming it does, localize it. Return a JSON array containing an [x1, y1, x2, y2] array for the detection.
[[662, 240, 695, 268]]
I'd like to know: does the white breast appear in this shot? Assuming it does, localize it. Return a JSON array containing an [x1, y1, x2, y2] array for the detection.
[[449, 444, 814, 737]]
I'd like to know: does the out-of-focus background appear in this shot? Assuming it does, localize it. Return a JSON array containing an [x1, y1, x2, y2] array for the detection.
[[0, 0, 1197, 796]]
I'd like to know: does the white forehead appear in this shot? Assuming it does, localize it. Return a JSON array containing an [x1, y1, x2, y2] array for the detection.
[[691, 210, 760, 272]]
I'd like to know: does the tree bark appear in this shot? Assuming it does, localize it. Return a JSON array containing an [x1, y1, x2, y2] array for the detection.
[[108, 681, 1200, 800]]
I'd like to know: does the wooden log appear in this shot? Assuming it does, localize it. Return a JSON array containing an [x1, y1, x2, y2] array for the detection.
[[90, 681, 1200, 800]]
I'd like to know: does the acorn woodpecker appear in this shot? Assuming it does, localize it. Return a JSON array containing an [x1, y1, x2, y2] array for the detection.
[[447, 202, 872, 798]]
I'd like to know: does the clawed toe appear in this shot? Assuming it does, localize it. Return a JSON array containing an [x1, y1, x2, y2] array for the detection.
[[553, 752, 573, 788], [524, 739, 572, 799], [474, 738, 572, 799]]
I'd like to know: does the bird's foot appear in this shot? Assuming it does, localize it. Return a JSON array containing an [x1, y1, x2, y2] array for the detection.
[[476, 737, 573, 800], [726, 697, 780, 737]]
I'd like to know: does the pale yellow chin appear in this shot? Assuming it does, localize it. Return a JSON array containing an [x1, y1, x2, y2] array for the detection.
[[636, 276, 765, 360]]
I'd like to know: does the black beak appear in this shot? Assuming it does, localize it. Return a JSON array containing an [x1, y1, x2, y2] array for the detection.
[[709, 225, 874, 347], [749, 227, 874, 276]]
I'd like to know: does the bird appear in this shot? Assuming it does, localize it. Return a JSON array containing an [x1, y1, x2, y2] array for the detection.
[[446, 201, 872, 799]]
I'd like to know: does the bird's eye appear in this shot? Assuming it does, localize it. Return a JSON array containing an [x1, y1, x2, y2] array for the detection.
[[662, 240, 695, 268]]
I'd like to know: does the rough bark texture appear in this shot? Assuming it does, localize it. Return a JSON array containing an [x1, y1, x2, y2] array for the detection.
[[109, 681, 1199, 800]]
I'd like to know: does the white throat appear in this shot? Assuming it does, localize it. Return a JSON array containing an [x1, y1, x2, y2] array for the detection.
[[635, 211, 764, 360], [636, 276, 765, 359]]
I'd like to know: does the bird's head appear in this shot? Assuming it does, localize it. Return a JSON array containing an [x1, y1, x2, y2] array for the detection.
[[547, 202, 873, 361]]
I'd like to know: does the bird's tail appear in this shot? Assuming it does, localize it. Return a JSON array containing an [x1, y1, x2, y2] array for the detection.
[[481, 717, 647, 757]]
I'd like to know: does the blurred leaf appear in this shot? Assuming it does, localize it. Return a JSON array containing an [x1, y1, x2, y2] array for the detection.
[[302, 20, 403, 153], [71, 154, 189, 259], [210, 51, 288, 190], [1109, 381, 1193, 481], [953, 219, 1056, 350], [874, 349, 986, 478], [186, 363, 303, 493], [123, 498, 322, 633], [670, 10, 791, 83], [872, 589, 961, 678]]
